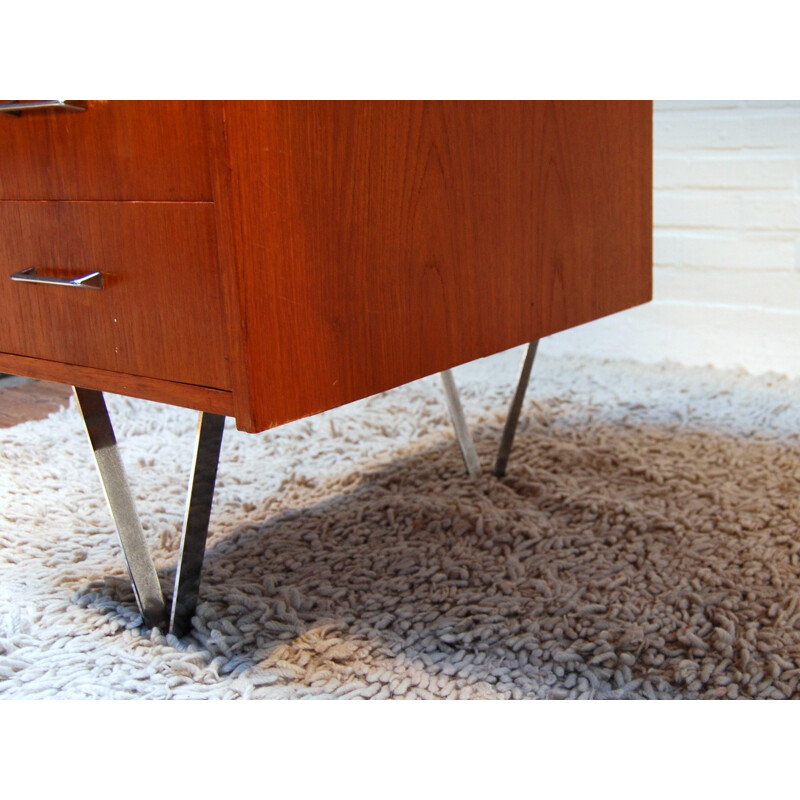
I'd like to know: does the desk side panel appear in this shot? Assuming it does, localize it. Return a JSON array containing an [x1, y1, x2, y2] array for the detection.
[[223, 101, 652, 433]]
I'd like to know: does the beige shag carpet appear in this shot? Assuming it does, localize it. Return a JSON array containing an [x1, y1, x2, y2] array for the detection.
[[1, 349, 800, 699]]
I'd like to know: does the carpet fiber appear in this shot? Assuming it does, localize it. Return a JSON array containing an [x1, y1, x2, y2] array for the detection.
[[2, 349, 800, 699]]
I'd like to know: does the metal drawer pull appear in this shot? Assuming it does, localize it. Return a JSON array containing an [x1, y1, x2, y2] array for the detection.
[[0, 100, 87, 116], [11, 267, 104, 290]]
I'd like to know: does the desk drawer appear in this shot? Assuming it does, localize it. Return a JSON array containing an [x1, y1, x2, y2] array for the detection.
[[0, 201, 230, 390], [0, 101, 213, 201]]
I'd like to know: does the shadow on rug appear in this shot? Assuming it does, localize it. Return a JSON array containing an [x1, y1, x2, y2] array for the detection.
[[2, 353, 800, 698]]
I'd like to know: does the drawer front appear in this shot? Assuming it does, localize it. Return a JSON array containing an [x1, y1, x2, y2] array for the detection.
[[0, 101, 214, 201], [0, 202, 230, 390]]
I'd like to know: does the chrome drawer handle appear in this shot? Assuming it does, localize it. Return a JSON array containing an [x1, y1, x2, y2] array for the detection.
[[0, 100, 87, 116], [11, 267, 104, 290]]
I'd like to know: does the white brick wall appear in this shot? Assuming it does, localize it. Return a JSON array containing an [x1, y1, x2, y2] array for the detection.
[[542, 102, 800, 378], [654, 100, 800, 273]]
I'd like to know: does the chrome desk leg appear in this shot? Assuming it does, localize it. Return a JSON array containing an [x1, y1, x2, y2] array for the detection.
[[440, 369, 482, 477], [494, 340, 538, 478], [73, 387, 168, 630], [74, 387, 224, 636], [169, 412, 225, 637]]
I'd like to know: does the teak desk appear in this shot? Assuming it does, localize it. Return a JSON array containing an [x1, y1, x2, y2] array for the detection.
[[0, 101, 652, 635]]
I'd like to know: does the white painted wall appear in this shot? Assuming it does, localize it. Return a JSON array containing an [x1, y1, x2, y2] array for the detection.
[[655, 101, 800, 272], [653, 100, 800, 312], [538, 101, 800, 377]]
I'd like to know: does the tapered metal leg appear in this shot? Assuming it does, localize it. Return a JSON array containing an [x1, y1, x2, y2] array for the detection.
[[169, 412, 225, 637], [440, 369, 482, 477], [73, 387, 168, 630], [74, 387, 224, 636], [494, 340, 538, 477]]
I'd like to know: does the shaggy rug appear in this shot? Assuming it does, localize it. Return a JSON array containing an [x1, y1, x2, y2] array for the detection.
[[1, 348, 800, 699]]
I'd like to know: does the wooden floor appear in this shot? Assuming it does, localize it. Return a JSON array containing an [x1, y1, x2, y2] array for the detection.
[[0, 378, 73, 428]]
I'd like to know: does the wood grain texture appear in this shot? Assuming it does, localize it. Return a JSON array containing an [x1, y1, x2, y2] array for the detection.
[[208, 106, 258, 432], [221, 101, 652, 432], [0, 201, 230, 390], [0, 353, 233, 416], [0, 379, 72, 428], [0, 101, 213, 201], [0, 102, 652, 431]]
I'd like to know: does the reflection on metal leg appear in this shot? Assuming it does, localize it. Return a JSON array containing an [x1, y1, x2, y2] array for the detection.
[[440, 369, 482, 477], [169, 412, 225, 637], [73, 387, 168, 630], [494, 340, 538, 477], [74, 388, 225, 636]]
